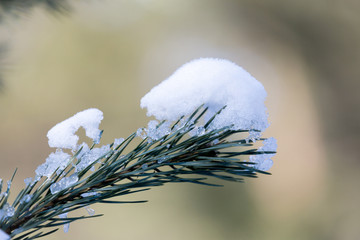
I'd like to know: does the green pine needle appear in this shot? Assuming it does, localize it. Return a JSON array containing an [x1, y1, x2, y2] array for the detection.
[[0, 107, 271, 239]]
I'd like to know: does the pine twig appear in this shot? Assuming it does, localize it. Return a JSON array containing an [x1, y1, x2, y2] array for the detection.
[[0, 107, 274, 239]]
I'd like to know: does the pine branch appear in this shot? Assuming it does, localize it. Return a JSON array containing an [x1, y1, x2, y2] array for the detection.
[[0, 106, 274, 239]]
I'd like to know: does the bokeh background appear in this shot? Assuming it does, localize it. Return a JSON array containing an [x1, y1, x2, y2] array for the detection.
[[0, 0, 359, 239]]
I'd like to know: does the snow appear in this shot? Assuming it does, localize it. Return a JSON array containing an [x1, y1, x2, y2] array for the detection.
[[75, 145, 110, 172], [76, 143, 91, 159], [6, 181, 11, 190], [58, 212, 70, 233], [63, 223, 70, 233], [246, 130, 262, 143], [47, 108, 103, 150], [141, 58, 269, 131], [85, 206, 95, 216], [58, 213, 67, 218], [0, 229, 10, 240], [258, 137, 277, 152], [136, 128, 147, 139], [189, 126, 206, 137], [249, 137, 277, 171], [142, 120, 171, 141], [157, 157, 167, 164], [35, 150, 71, 178], [20, 194, 32, 204], [249, 154, 273, 171], [0, 203, 15, 220], [0, 193, 7, 199], [24, 177, 33, 186], [81, 192, 99, 198], [113, 138, 125, 147], [50, 174, 79, 194]]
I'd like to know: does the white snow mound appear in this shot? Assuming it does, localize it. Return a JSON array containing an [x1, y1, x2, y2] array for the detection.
[[141, 58, 269, 131], [47, 108, 103, 150]]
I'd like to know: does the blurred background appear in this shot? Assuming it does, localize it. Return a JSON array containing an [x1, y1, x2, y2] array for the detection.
[[0, 0, 359, 239]]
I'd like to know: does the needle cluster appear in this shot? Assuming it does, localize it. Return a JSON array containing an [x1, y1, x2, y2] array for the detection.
[[0, 107, 274, 239]]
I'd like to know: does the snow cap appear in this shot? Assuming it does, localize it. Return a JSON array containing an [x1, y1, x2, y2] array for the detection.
[[141, 58, 269, 131], [47, 108, 103, 150]]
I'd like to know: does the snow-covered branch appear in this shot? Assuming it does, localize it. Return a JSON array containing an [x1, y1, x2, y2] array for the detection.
[[0, 58, 276, 239]]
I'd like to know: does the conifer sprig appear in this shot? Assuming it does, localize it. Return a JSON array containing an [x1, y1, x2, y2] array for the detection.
[[0, 107, 273, 239]]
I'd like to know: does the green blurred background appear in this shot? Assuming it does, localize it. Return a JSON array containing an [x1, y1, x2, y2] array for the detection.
[[0, 0, 359, 239]]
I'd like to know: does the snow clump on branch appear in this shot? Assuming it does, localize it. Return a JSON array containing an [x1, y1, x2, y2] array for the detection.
[[47, 108, 103, 150], [141, 58, 269, 132]]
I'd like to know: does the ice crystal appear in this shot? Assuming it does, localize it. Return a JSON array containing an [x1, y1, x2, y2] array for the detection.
[[0, 193, 8, 199], [20, 194, 32, 204], [258, 137, 277, 152], [50, 175, 79, 194], [81, 192, 99, 198], [85, 206, 95, 216], [246, 130, 262, 143], [0, 203, 15, 219], [249, 137, 277, 171], [157, 157, 166, 164], [113, 138, 125, 147], [76, 143, 90, 159], [136, 128, 147, 139], [24, 177, 33, 187], [249, 155, 274, 171], [6, 181, 11, 190], [75, 145, 110, 172], [58, 212, 70, 233], [144, 120, 170, 141], [35, 150, 71, 178], [189, 126, 206, 137]]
